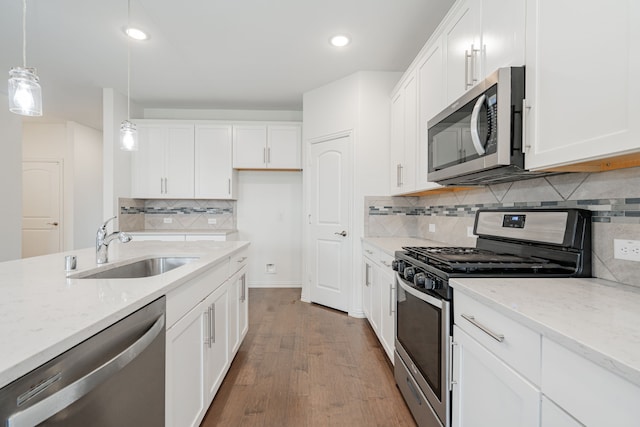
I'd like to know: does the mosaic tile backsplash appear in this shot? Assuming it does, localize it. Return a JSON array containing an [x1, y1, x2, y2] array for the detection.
[[365, 166, 640, 288], [119, 198, 236, 231]]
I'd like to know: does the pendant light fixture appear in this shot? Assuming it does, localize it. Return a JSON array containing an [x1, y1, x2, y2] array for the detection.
[[8, 0, 42, 116], [120, 0, 138, 151]]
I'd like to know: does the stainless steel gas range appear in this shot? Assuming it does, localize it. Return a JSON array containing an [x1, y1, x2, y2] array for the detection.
[[392, 208, 592, 427]]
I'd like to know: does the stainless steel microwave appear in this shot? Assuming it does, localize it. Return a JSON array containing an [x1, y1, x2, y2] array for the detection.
[[427, 66, 548, 185]]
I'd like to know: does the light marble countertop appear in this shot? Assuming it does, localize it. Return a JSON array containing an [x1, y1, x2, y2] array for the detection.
[[362, 237, 450, 256], [0, 240, 249, 389], [451, 277, 640, 387]]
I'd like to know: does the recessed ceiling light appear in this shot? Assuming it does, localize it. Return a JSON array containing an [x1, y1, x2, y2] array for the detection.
[[329, 34, 351, 47], [124, 27, 149, 41]]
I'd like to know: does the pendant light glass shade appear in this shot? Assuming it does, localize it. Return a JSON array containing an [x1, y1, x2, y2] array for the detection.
[[120, 120, 138, 151], [8, 67, 42, 116], [9, 0, 43, 117]]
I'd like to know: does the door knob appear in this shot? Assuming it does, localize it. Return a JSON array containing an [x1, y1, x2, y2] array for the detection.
[[334, 230, 347, 237], [47, 222, 59, 226]]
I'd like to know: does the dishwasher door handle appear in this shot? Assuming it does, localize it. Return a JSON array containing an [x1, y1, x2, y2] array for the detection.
[[7, 314, 165, 427]]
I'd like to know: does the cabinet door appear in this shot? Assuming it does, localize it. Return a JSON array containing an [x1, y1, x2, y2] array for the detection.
[[195, 125, 236, 199], [133, 125, 166, 198], [267, 125, 302, 169], [401, 72, 417, 192], [389, 90, 405, 194], [233, 125, 267, 168], [480, 0, 525, 76], [379, 267, 395, 362], [541, 397, 582, 427], [452, 326, 540, 427], [443, 0, 481, 104], [165, 301, 206, 427], [228, 270, 239, 357], [417, 38, 445, 192], [524, 1, 640, 170], [238, 271, 248, 343], [362, 258, 373, 320], [165, 125, 195, 198], [204, 283, 229, 404]]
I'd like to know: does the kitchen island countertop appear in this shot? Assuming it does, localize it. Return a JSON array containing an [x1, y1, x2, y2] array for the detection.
[[0, 240, 249, 389]]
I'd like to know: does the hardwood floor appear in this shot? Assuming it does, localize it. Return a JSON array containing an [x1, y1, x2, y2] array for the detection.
[[201, 288, 417, 426]]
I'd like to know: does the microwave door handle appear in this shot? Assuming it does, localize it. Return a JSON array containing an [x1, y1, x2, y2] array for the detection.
[[470, 94, 487, 156]]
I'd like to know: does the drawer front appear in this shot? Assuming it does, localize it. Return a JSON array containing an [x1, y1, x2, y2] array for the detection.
[[377, 251, 394, 270], [454, 291, 541, 386], [166, 260, 229, 328], [362, 243, 379, 264], [542, 337, 640, 426], [230, 249, 248, 275]]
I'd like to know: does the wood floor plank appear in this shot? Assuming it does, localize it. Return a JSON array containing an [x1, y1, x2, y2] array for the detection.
[[200, 288, 416, 427]]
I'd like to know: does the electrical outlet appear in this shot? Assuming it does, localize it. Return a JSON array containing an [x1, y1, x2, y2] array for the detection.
[[614, 239, 640, 261], [467, 226, 475, 237], [163, 217, 173, 224], [207, 218, 217, 225], [429, 223, 436, 233], [266, 263, 277, 274]]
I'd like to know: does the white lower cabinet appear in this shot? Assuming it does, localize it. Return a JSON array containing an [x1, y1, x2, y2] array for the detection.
[[452, 326, 540, 427], [165, 252, 249, 427], [541, 397, 582, 427], [362, 243, 395, 363]]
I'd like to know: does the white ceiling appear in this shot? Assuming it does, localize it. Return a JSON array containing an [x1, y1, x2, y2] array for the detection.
[[0, 0, 453, 130]]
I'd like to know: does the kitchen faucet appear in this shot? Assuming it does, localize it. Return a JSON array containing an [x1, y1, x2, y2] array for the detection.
[[96, 216, 132, 264]]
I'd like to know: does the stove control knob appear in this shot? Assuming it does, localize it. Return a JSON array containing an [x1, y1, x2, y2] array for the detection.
[[404, 267, 415, 282], [391, 260, 399, 271], [423, 276, 435, 290], [413, 272, 426, 288]]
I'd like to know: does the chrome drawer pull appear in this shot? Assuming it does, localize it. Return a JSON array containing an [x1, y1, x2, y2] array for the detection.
[[461, 314, 504, 342]]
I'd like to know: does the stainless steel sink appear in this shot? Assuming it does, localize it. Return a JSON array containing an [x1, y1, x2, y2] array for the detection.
[[78, 257, 199, 279]]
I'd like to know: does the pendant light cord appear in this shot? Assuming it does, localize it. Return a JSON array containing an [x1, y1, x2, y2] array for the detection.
[[22, 0, 27, 67], [127, 0, 131, 120]]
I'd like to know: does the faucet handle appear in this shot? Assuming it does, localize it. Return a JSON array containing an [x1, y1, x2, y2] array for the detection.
[[100, 216, 117, 231]]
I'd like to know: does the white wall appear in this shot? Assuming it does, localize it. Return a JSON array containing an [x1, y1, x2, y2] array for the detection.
[[0, 93, 23, 261], [69, 122, 103, 248], [237, 171, 302, 287], [102, 88, 141, 224]]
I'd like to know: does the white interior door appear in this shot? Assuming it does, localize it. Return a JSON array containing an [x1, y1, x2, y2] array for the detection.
[[22, 161, 62, 258], [308, 134, 352, 312]]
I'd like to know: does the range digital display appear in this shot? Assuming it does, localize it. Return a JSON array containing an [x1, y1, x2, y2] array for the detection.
[[502, 214, 526, 228]]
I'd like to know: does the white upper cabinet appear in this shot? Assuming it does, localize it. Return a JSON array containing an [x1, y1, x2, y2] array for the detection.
[[417, 36, 446, 192], [390, 71, 418, 195], [133, 123, 195, 198], [233, 123, 302, 169], [443, 0, 525, 106], [524, 0, 640, 171], [443, 0, 482, 104], [194, 125, 237, 199]]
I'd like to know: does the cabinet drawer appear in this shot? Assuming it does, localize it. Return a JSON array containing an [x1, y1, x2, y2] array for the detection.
[[362, 243, 379, 261], [229, 249, 248, 275], [376, 251, 394, 270], [454, 291, 541, 386], [542, 337, 640, 426], [166, 260, 229, 328]]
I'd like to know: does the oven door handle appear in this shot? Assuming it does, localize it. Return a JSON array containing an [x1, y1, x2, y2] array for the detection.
[[470, 94, 487, 156], [396, 273, 445, 309]]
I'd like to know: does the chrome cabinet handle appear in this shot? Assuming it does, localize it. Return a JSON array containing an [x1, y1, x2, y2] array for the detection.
[[522, 99, 532, 153], [204, 309, 211, 348], [461, 314, 504, 342], [7, 314, 165, 427], [228, 178, 231, 194], [240, 274, 246, 302], [365, 264, 371, 287], [389, 283, 395, 315], [267, 147, 271, 164], [236, 256, 247, 263], [334, 230, 347, 237], [465, 45, 480, 89], [46, 222, 59, 226]]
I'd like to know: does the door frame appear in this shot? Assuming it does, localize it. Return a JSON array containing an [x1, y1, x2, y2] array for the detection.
[[22, 158, 64, 256], [302, 130, 354, 313]]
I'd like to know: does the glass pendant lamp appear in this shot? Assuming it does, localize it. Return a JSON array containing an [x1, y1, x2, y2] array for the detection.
[[8, 0, 42, 116]]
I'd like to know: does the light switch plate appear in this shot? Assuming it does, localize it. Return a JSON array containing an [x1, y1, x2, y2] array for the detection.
[[163, 217, 173, 224], [429, 223, 436, 233], [208, 218, 217, 224]]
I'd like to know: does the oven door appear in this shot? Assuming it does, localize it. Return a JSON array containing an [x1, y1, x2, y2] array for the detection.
[[395, 273, 451, 426]]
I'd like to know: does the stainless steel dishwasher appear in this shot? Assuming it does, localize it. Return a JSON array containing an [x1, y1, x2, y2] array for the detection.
[[0, 296, 165, 426]]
